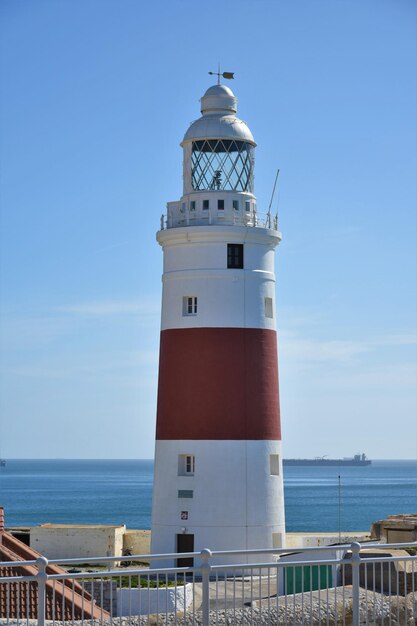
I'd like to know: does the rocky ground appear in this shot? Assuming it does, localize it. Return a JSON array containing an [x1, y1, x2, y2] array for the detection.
[[1, 589, 416, 625]]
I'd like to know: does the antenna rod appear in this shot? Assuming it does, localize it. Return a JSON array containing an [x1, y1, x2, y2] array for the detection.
[[268, 168, 280, 213], [338, 475, 341, 544], [275, 189, 281, 227]]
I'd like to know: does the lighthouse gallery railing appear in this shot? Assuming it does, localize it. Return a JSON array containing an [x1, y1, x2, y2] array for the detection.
[[160, 206, 279, 231], [0, 541, 416, 625]]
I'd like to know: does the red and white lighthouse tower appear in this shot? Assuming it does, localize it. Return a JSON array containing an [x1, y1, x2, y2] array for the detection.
[[151, 81, 285, 562]]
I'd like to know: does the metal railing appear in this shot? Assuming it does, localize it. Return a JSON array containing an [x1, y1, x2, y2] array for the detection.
[[0, 541, 416, 625], [160, 208, 279, 231]]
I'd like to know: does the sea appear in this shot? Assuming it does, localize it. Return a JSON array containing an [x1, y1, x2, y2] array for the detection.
[[0, 459, 416, 533]]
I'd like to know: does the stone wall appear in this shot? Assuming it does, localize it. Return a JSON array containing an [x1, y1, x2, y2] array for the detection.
[[371, 514, 417, 543], [83, 579, 117, 616]]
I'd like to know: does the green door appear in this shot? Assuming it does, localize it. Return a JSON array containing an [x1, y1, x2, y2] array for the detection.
[[284, 564, 333, 594]]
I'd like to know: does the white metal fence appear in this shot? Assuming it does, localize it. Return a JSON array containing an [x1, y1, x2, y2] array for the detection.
[[0, 541, 416, 625]]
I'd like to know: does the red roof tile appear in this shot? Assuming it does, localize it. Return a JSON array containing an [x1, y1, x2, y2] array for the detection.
[[0, 529, 110, 620]]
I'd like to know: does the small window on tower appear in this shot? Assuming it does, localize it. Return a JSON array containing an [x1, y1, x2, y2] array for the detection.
[[185, 455, 195, 474], [178, 454, 195, 476], [233, 200, 239, 211], [245, 201, 251, 212], [178, 490, 193, 498], [270, 454, 280, 476], [203, 199, 209, 210], [218, 199, 224, 210], [183, 296, 197, 316], [265, 297, 273, 318], [190, 201, 196, 211], [227, 244, 244, 269]]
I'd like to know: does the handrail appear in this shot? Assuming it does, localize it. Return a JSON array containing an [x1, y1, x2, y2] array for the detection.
[[160, 207, 279, 231], [0, 541, 416, 626]]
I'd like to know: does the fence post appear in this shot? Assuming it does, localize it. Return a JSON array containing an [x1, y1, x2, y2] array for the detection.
[[351, 542, 361, 626], [200, 548, 212, 626], [36, 556, 48, 626]]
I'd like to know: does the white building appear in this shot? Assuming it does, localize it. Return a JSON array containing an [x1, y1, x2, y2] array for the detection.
[[151, 81, 285, 565]]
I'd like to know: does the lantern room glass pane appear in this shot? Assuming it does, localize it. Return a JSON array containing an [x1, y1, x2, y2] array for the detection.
[[191, 139, 254, 192]]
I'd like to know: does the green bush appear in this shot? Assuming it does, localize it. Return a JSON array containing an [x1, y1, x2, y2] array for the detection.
[[118, 576, 185, 588]]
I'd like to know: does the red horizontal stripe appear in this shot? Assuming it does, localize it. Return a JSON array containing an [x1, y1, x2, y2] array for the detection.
[[156, 328, 281, 440]]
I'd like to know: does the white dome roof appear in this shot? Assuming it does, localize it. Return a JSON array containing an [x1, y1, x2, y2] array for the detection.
[[182, 115, 255, 144], [203, 84, 235, 97], [201, 84, 237, 114], [182, 83, 256, 145]]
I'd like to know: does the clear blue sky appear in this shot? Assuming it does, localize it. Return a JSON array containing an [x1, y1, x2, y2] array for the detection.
[[0, 0, 416, 459]]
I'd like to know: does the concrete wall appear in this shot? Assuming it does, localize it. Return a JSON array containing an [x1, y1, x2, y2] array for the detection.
[[152, 223, 285, 565], [386, 529, 416, 543], [158, 226, 279, 333], [285, 532, 370, 549], [30, 524, 125, 562], [116, 584, 193, 617], [151, 439, 285, 565], [343, 549, 415, 595], [123, 530, 151, 556]]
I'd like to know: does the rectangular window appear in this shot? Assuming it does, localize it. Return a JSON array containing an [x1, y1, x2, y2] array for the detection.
[[190, 201, 196, 211], [265, 297, 273, 318], [181, 202, 186, 212], [227, 244, 244, 269], [270, 454, 280, 476], [185, 455, 195, 474], [233, 200, 239, 211], [178, 490, 193, 498], [183, 296, 197, 316], [203, 199, 209, 210], [218, 199, 224, 210], [245, 201, 250, 212], [178, 454, 195, 476]]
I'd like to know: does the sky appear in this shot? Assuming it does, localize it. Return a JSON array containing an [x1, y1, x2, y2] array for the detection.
[[0, 0, 416, 460]]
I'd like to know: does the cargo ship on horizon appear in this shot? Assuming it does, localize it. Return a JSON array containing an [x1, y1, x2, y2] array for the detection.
[[283, 453, 371, 467]]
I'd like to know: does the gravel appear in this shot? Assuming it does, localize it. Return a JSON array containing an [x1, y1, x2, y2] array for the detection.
[[1, 590, 416, 625]]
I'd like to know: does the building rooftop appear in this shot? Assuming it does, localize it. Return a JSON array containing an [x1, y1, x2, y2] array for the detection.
[[37, 522, 125, 529], [0, 507, 109, 621]]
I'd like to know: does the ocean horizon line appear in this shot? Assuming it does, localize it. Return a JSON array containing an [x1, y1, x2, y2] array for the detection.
[[1, 457, 416, 462]]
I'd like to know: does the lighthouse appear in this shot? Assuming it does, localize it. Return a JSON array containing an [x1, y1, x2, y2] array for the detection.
[[151, 80, 285, 564]]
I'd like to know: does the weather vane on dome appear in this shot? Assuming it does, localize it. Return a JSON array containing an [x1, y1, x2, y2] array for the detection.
[[208, 66, 234, 85]]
